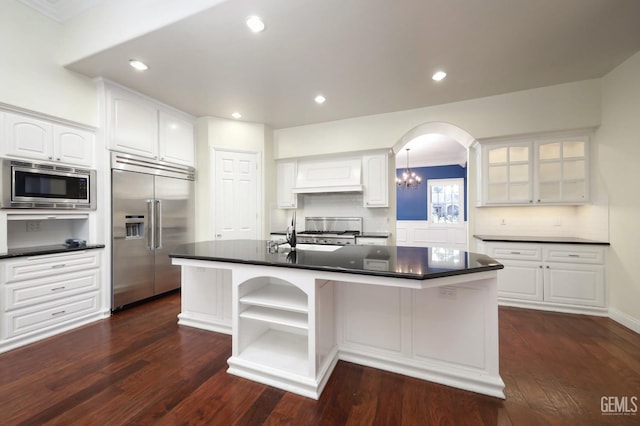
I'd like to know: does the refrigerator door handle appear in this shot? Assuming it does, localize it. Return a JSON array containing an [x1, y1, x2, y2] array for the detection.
[[147, 199, 155, 250], [155, 199, 163, 249]]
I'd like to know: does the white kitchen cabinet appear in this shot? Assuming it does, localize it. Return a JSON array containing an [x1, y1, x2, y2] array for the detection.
[[362, 153, 388, 207], [231, 275, 336, 398], [237, 279, 310, 376], [495, 259, 543, 301], [2, 112, 95, 167], [477, 241, 606, 314], [535, 137, 588, 203], [356, 236, 389, 246], [277, 160, 298, 209], [158, 110, 195, 166], [483, 142, 533, 205], [477, 132, 590, 206], [106, 83, 195, 167], [53, 125, 95, 167], [107, 86, 159, 158], [4, 113, 53, 161], [0, 249, 104, 351], [178, 267, 232, 334], [543, 262, 604, 307]]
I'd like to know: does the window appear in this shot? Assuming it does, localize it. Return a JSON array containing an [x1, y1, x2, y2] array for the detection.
[[428, 178, 464, 224]]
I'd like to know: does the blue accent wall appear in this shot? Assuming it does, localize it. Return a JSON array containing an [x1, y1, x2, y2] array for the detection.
[[396, 164, 467, 221]]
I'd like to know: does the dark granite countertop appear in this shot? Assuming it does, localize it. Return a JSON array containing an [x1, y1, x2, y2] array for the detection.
[[170, 240, 503, 281], [474, 235, 610, 245], [0, 244, 106, 259]]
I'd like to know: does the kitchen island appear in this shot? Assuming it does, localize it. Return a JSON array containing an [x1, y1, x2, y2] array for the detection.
[[170, 240, 505, 399]]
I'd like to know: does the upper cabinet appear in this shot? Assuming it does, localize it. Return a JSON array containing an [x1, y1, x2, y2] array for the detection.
[[158, 111, 195, 166], [105, 83, 195, 167], [483, 141, 533, 205], [277, 160, 298, 209], [477, 132, 590, 206], [3, 112, 95, 167], [362, 153, 388, 207], [535, 137, 588, 203]]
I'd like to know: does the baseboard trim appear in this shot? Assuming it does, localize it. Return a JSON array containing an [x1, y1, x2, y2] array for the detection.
[[498, 299, 608, 317], [608, 308, 640, 334]]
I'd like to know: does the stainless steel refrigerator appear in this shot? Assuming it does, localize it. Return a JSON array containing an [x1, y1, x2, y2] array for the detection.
[[111, 153, 195, 310]]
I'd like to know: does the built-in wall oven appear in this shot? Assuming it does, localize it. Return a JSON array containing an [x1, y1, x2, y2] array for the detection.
[[1, 158, 96, 209]]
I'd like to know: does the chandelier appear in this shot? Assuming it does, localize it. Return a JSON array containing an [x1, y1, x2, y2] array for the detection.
[[396, 148, 422, 189]]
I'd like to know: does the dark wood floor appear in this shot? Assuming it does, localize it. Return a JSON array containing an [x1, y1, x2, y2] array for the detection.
[[1, 293, 639, 425]]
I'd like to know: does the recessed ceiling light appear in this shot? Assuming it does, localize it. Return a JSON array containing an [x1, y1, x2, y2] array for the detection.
[[232, 112, 242, 119], [314, 95, 326, 104], [129, 59, 149, 71], [432, 71, 447, 81], [246, 16, 265, 33]]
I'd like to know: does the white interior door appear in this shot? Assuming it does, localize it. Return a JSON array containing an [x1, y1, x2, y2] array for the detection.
[[214, 150, 260, 240]]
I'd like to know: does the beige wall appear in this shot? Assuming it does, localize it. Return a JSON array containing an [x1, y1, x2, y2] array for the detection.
[[273, 79, 601, 159], [596, 51, 640, 329], [194, 116, 269, 241], [0, 1, 97, 126], [59, 0, 225, 65]]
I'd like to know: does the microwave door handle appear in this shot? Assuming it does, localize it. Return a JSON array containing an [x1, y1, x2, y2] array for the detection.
[[147, 200, 155, 250], [155, 199, 162, 249]]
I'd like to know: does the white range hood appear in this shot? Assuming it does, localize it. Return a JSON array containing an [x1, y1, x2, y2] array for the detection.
[[292, 158, 363, 193]]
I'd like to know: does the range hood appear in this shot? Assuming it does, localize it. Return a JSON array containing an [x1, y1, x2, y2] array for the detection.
[[292, 158, 363, 193]]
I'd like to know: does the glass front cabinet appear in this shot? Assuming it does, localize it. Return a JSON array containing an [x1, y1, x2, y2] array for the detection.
[[477, 133, 590, 206], [535, 137, 588, 203]]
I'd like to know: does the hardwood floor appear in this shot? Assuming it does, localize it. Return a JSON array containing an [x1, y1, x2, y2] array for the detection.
[[1, 293, 639, 425]]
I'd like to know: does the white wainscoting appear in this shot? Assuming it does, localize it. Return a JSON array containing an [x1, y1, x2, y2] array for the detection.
[[396, 220, 468, 250]]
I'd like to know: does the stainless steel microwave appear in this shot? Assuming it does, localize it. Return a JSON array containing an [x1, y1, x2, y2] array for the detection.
[[1, 158, 96, 209]]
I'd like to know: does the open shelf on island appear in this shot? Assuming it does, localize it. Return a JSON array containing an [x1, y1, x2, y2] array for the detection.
[[240, 282, 307, 313], [240, 306, 308, 330], [238, 329, 309, 377]]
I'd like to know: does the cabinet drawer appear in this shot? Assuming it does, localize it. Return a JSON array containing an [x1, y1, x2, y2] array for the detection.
[[490, 245, 542, 261], [5, 270, 100, 311], [356, 237, 389, 246], [5, 292, 100, 338], [3, 250, 100, 283], [543, 247, 604, 264]]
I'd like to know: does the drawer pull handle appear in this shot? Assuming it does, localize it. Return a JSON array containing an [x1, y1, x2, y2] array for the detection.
[[51, 286, 66, 292], [51, 264, 66, 269], [510, 251, 521, 255], [567, 254, 580, 258], [51, 310, 66, 317]]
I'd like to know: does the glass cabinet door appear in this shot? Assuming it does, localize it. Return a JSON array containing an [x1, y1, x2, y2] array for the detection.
[[536, 137, 587, 203], [485, 143, 532, 204]]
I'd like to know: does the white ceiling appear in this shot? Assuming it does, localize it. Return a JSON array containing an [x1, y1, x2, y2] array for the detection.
[[18, 0, 640, 166]]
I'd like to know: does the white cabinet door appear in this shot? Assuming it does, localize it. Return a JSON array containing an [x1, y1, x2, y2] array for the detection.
[[4, 113, 53, 161], [535, 137, 588, 203], [108, 88, 158, 158], [483, 142, 532, 205], [496, 259, 543, 301], [362, 154, 388, 207], [277, 160, 298, 209], [158, 110, 194, 166], [543, 262, 605, 307], [53, 125, 95, 167]]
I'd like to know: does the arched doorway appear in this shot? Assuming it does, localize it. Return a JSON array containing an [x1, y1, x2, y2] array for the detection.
[[392, 122, 477, 250]]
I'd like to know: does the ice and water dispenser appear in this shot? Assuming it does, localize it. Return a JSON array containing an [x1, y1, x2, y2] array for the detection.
[[125, 215, 145, 239]]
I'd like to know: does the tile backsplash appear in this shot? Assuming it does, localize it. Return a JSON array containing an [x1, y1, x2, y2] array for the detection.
[[474, 202, 609, 241], [269, 192, 390, 233]]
